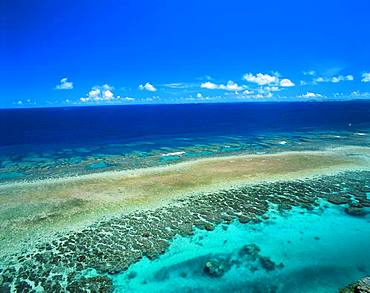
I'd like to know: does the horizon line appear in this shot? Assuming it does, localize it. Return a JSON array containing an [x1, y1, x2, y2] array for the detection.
[[1, 98, 370, 111]]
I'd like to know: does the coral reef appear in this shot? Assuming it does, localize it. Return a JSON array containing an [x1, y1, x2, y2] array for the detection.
[[0, 170, 369, 292]]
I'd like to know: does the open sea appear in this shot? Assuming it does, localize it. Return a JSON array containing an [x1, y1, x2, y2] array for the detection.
[[1, 101, 370, 183], [0, 101, 370, 292]]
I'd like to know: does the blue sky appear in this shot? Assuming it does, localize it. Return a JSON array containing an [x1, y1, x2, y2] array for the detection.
[[1, 0, 370, 108]]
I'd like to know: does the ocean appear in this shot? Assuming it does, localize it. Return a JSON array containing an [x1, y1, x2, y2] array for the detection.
[[2, 102, 370, 147], [1, 101, 369, 183], [0, 101, 369, 292]]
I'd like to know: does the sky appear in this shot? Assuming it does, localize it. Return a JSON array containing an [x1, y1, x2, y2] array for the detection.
[[1, 0, 370, 108]]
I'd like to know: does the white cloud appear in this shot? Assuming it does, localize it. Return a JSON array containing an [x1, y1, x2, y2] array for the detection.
[[200, 80, 244, 91], [88, 88, 100, 99], [243, 73, 279, 86], [314, 77, 325, 83], [361, 72, 370, 82], [139, 82, 157, 92], [280, 78, 295, 87], [351, 91, 370, 98], [219, 81, 244, 91], [331, 75, 353, 83], [300, 80, 307, 85], [196, 93, 203, 98], [300, 92, 323, 98], [200, 81, 218, 89], [56, 77, 73, 90], [103, 89, 114, 100], [80, 84, 116, 102], [330, 77, 341, 83], [314, 75, 353, 83]]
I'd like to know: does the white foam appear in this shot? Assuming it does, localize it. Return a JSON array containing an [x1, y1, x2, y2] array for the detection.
[[161, 151, 186, 157]]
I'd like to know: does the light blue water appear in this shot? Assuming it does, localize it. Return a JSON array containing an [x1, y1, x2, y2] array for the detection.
[[112, 203, 370, 292]]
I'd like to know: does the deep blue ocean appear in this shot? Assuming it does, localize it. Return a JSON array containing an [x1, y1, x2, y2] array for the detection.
[[1, 101, 369, 148]]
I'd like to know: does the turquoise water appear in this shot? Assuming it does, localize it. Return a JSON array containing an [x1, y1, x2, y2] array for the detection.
[[112, 203, 370, 292]]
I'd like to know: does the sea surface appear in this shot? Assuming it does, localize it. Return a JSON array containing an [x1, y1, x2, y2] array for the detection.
[[0, 101, 370, 292], [1, 102, 370, 183]]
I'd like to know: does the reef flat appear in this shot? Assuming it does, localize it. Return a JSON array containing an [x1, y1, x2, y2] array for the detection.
[[0, 146, 369, 254], [0, 146, 370, 292]]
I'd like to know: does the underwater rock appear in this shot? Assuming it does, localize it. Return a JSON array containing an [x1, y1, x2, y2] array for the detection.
[[259, 256, 276, 272], [345, 205, 366, 217], [327, 194, 350, 205], [238, 243, 261, 260], [203, 258, 229, 278], [340, 276, 370, 293], [204, 223, 215, 231]]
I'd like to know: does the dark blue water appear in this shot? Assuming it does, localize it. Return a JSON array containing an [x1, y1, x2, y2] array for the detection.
[[1, 102, 369, 148]]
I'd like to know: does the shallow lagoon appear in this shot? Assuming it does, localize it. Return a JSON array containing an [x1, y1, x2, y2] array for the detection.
[[113, 203, 370, 292]]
